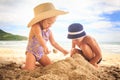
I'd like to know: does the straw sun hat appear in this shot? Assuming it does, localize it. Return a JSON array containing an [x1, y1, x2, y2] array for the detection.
[[67, 23, 86, 39], [28, 2, 68, 27]]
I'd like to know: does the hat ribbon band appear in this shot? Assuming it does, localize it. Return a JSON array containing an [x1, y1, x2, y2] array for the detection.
[[68, 30, 84, 35]]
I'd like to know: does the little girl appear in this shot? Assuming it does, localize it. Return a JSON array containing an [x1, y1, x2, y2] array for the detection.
[[22, 2, 68, 70]]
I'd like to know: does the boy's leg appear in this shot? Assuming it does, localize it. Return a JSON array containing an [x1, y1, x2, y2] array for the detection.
[[81, 43, 94, 60], [23, 52, 36, 70], [39, 54, 52, 66]]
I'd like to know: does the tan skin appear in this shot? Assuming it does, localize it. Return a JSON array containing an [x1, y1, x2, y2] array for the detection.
[[71, 36, 102, 68], [23, 17, 68, 70]]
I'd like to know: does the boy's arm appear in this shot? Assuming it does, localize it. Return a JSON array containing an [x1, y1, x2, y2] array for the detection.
[[49, 31, 68, 55], [32, 23, 49, 54], [72, 40, 75, 48], [70, 40, 76, 56]]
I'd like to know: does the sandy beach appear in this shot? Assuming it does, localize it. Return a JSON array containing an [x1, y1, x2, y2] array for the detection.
[[0, 47, 120, 80]]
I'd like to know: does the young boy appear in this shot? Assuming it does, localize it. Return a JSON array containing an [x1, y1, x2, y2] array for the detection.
[[67, 23, 102, 68]]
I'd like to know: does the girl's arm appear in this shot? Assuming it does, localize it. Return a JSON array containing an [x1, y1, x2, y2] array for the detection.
[[32, 23, 49, 54], [49, 31, 68, 55]]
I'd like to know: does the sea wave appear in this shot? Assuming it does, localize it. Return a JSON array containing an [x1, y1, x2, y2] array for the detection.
[[0, 41, 120, 54]]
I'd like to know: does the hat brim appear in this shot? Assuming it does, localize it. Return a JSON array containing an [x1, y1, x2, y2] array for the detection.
[[28, 10, 68, 27], [67, 31, 86, 39]]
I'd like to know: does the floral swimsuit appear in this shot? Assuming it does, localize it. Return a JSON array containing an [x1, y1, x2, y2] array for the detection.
[[26, 28, 50, 61]]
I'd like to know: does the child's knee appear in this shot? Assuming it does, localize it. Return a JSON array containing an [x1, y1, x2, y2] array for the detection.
[[39, 54, 51, 66]]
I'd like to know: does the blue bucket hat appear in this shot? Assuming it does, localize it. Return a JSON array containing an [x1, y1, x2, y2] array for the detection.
[[67, 23, 86, 39]]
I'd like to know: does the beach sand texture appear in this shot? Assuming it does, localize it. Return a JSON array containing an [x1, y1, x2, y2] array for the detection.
[[0, 53, 120, 80]]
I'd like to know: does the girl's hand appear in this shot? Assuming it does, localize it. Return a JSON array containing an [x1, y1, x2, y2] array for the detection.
[[64, 52, 71, 58], [43, 46, 50, 54], [63, 50, 69, 56]]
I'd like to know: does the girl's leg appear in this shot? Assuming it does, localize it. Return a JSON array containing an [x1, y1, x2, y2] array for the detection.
[[39, 54, 52, 66], [22, 52, 36, 70]]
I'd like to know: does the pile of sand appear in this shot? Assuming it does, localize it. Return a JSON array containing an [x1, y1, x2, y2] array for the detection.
[[0, 54, 120, 80]]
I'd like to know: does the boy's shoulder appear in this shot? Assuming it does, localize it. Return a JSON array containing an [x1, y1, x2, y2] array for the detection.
[[84, 35, 93, 39], [83, 35, 95, 42]]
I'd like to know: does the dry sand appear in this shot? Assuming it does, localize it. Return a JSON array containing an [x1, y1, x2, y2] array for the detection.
[[0, 48, 120, 80]]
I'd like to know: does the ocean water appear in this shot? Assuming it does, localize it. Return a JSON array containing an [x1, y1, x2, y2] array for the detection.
[[0, 41, 120, 54], [99, 42, 120, 54], [0, 41, 27, 49]]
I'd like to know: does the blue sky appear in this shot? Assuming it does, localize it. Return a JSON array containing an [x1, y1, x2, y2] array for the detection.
[[101, 11, 120, 22], [0, 0, 120, 42]]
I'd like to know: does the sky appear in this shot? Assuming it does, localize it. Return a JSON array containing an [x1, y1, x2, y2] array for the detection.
[[0, 0, 120, 42]]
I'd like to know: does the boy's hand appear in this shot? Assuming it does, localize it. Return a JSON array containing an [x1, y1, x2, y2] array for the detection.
[[70, 48, 75, 56]]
